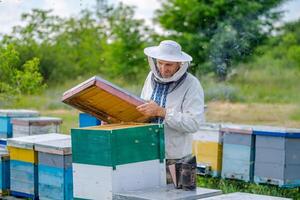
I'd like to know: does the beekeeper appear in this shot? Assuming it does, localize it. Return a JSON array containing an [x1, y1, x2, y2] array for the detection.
[[137, 40, 205, 183]]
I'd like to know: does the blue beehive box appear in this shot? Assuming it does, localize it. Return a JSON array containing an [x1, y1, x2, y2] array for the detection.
[[7, 133, 70, 199], [78, 113, 101, 128], [221, 124, 255, 182], [0, 110, 39, 138], [253, 126, 300, 188], [0, 138, 7, 149], [0, 148, 10, 195], [35, 137, 73, 200]]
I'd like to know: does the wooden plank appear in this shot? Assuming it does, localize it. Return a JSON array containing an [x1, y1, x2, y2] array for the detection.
[[202, 192, 291, 200], [38, 153, 72, 168], [113, 185, 222, 200], [8, 147, 36, 163], [10, 160, 37, 196]]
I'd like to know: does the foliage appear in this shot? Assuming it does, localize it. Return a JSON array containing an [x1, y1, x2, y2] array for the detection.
[[155, 0, 286, 80], [197, 176, 300, 199], [1, 3, 151, 84], [0, 45, 45, 106]]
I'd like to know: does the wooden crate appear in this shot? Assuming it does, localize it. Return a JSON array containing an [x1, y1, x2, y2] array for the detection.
[[11, 117, 62, 138], [192, 123, 223, 177], [71, 123, 166, 200], [0, 110, 39, 138], [0, 149, 10, 196], [78, 113, 101, 128], [253, 126, 300, 188], [35, 138, 73, 200], [220, 124, 255, 182], [7, 134, 70, 199], [62, 76, 148, 123]]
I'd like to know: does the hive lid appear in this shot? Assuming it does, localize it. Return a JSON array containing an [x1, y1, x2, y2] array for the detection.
[[198, 123, 221, 131], [0, 109, 39, 117], [7, 133, 70, 149], [253, 126, 300, 138], [220, 123, 253, 134], [11, 116, 63, 126], [62, 76, 149, 123], [35, 137, 71, 155]]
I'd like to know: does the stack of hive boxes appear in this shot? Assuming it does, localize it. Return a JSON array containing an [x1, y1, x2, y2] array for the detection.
[[7, 133, 69, 199], [221, 124, 255, 182], [0, 109, 39, 138], [12, 117, 62, 137], [0, 109, 39, 196], [62, 76, 166, 200], [72, 124, 166, 199], [192, 123, 223, 177], [253, 126, 300, 187], [35, 137, 73, 200]]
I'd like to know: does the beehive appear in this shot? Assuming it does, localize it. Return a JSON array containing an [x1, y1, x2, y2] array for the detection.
[[71, 123, 166, 200], [220, 124, 255, 182], [7, 133, 70, 199], [11, 117, 62, 137], [253, 126, 300, 188], [35, 137, 72, 200], [192, 123, 222, 177], [78, 113, 101, 128], [0, 148, 9, 195], [0, 109, 39, 138]]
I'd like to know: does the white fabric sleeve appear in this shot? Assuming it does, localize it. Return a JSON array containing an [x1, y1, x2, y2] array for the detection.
[[164, 80, 205, 133]]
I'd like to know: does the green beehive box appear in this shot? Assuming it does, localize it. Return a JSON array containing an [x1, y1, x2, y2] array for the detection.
[[71, 123, 165, 168]]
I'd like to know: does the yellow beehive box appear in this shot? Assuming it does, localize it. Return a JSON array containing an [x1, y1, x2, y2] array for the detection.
[[192, 123, 223, 177]]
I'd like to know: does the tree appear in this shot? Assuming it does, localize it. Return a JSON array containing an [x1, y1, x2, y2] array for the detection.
[[0, 45, 45, 106], [155, 0, 286, 80]]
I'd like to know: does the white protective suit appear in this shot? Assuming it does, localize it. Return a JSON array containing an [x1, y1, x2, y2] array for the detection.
[[141, 58, 205, 159]]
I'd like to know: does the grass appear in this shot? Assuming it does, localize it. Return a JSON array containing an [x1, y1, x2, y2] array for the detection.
[[197, 176, 300, 199]]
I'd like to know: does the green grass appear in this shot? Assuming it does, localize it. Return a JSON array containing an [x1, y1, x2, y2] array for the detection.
[[197, 176, 300, 199]]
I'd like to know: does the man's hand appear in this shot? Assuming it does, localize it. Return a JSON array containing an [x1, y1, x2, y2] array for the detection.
[[136, 101, 166, 118]]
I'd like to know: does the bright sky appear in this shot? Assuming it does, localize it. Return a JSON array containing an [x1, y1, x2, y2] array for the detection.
[[0, 0, 299, 35]]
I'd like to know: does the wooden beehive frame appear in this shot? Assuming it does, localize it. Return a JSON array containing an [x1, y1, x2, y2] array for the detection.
[[62, 76, 149, 123]]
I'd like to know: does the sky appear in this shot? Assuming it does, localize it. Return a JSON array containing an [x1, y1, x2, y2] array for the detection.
[[0, 0, 299, 35]]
